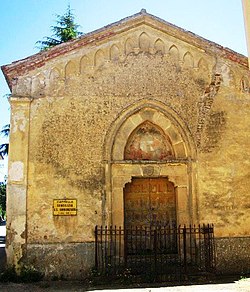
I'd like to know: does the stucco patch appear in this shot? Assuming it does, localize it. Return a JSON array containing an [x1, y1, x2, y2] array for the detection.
[[9, 161, 24, 181], [12, 111, 27, 133]]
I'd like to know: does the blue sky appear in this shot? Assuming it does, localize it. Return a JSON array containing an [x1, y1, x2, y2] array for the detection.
[[0, 0, 247, 180]]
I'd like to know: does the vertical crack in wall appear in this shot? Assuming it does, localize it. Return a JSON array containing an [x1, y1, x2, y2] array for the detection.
[[196, 73, 222, 149]]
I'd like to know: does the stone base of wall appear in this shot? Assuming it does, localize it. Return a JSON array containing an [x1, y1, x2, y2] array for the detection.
[[24, 242, 95, 279], [22, 237, 250, 279], [215, 237, 250, 275]]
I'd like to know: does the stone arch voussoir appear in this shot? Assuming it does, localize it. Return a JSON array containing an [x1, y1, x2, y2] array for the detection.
[[104, 99, 196, 162]]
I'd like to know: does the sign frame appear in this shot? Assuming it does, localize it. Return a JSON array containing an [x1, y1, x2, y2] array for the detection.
[[53, 199, 77, 216]]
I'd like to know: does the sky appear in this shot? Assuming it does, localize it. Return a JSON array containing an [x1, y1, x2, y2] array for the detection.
[[0, 0, 248, 181]]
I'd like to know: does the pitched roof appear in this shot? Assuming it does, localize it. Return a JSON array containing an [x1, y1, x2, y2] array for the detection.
[[1, 9, 248, 90]]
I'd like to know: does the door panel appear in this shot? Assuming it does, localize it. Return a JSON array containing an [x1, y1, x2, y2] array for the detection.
[[124, 178, 176, 228]]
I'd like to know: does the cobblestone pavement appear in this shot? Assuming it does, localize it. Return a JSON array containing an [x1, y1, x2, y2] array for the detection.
[[0, 278, 250, 292]]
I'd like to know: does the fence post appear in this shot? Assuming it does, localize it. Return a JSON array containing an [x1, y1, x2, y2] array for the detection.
[[95, 225, 98, 270], [94, 224, 215, 281], [203, 223, 211, 272], [124, 227, 127, 267], [211, 224, 216, 271], [154, 228, 157, 281], [114, 225, 117, 272], [183, 225, 187, 274]]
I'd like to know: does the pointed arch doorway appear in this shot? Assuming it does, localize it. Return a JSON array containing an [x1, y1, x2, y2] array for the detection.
[[124, 177, 176, 229], [104, 102, 198, 228], [98, 101, 203, 276]]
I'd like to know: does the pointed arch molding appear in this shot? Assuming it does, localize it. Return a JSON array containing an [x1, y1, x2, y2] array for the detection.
[[104, 99, 198, 226], [104, 99, 196, 162]]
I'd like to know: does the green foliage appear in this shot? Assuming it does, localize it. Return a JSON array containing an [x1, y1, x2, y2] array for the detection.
[[36, 5, 83, 51], [0, 266, 44, 283], [0, 124, 10, 158], [19, 266, 44, 283], [0, 267, 18, 282], [0, 181, 6, 218], [0, 124, 10, 138]]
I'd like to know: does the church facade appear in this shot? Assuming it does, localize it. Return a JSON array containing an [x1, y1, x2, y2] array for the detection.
[[2, 10, 250, 278]]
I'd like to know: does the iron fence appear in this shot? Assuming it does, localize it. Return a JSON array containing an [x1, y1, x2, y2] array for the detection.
[[94, 224, 216, 282]]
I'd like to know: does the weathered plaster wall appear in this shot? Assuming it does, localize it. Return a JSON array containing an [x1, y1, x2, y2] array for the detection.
[[7, 97, 32, 269], [25, 243, 95, 279], [27, 62, 202, 240], [198, 86, 250, 237], [6, 20, 250, 276], [25, 25, 217, 246], [215, 237, 250, 274]]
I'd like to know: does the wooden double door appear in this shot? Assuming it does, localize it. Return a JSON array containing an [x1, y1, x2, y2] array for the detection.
[[124, 177, 177, 228]]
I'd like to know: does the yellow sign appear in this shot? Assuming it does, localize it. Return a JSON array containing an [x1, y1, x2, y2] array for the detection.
[[53, 199, 77, 216]]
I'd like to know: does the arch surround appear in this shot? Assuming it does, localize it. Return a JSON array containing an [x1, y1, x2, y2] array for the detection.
[[103, 100, 198, 228]]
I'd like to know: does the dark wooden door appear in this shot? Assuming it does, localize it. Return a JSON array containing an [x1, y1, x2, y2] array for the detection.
[[124, 177, 176, 228]]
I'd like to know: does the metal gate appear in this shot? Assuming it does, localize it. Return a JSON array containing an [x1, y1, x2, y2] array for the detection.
[[94, 224, 216, 282]]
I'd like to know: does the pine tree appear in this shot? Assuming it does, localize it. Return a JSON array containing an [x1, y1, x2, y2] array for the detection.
[[36, 5, 83, 51], [0, 124, 10, 158]]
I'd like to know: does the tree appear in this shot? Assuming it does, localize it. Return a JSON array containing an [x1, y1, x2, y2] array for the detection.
[[0, 181, 6, 219], [0, 124, 10, 158], [36, 5, 83, 51]]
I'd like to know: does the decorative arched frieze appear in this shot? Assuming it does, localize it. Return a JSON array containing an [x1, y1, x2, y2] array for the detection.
[[241, 76, 250, 93], [183, 52, 194, 68], [65, 61, 79, 77], [125, 37, 135, 55], [14, 76, 32, 96], [80, 55, 91, 74], [154, 38, 165, 54], [198, 57, 209, 71], [94, 49, 106, 67], [49, 67, 61, 81], [110, 44, 120, 61], [31, 73, 46, 96], [48, 67, 63, 95], [139, 32, 150, 52], [228, 70, 236, 88], [168, 45, 179, 61], [212, 62, 236, 87]]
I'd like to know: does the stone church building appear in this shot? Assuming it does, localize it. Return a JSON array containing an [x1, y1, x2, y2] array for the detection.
[[2, 10, 250, 278]]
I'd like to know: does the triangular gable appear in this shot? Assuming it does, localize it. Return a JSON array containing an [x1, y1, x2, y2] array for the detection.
[[1, 9, 248, 91]]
